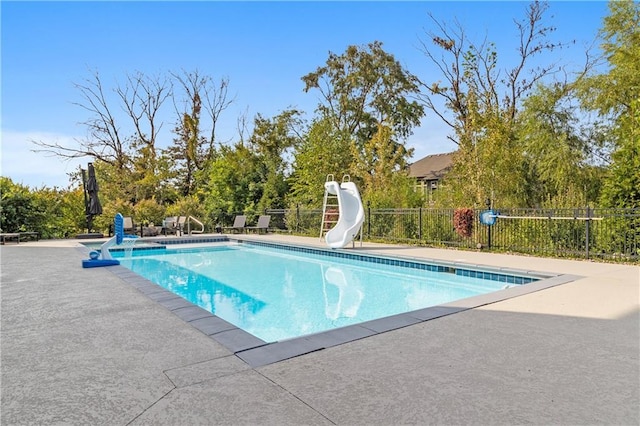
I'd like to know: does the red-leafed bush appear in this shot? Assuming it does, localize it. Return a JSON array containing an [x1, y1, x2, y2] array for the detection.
[[453, 208, 474, 238]]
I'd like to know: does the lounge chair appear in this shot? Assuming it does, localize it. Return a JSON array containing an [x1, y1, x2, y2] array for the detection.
[[161, 216, 187, 236], [246, 215, 271, 234], [223, 215, 246, 234], [176, 216, 187, 235], [162, 217, 178, 235], [123, 217, 138, 236]]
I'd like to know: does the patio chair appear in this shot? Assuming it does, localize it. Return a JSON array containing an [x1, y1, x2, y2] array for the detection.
[[123, 217, 137, 236], [176, 216, 187, 236], [246, 215, 271, 234], [222, 215, 246, 234], [162, 217, 178, 235]]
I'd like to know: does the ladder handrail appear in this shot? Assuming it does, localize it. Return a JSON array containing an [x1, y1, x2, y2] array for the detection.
[[185, 215, 205, 235]]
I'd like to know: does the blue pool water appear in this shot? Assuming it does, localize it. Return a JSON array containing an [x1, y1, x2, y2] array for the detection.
[[115, 242, 537, 343]]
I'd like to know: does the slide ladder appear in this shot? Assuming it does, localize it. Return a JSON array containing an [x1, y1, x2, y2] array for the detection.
[[320, 174, 340, 240]]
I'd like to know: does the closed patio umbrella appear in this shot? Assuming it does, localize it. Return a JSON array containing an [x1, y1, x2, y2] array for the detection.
[[85, 162, 102, 232]]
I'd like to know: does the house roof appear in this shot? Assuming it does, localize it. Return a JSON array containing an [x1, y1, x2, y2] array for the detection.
[[408, 152, 455, 180]]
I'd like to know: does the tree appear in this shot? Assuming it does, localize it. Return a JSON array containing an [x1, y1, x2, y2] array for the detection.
[[33, 70, 170, 171], [517, 81, 606, 207], [168, 70, 234, 196], [354, 124, 423, 207], [0, 177, 39, 233], [0, 177, 85, 238], [202, 143, 265, 219], [289, 117, 353, 207], [302, 41, 424, 144], [600, 99, 640, 208], [32, 70, 172, 206], [249, 109, 303, 211], [301, 41, 424, 202], [578, 0, 640, 208], [417, 1, 590, 206]]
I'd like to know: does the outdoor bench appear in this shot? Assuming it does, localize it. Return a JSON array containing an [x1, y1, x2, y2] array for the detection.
[[0, 233, 20, 245], [19, 232, 40, 242], [0, 232, 40, 245]]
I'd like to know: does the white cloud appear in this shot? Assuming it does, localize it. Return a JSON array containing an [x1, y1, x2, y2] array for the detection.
[[0, 130, 87, 189]]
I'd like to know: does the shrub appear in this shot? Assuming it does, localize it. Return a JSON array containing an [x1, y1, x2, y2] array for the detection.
[[453, 208, 474, 238]]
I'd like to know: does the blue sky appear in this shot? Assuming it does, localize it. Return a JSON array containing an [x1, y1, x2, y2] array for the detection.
[[1, 1, 609, 188]]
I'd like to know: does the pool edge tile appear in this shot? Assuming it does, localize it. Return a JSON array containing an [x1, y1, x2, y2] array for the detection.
[[236, 339, 324, 368], [210, 329, 267, 353], [190, 316, 236, 336], [304, 325, 376, 348], [359, 313, 423, 333]]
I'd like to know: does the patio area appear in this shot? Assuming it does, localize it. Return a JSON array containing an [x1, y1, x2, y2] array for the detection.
[[1, 235, 638, 425]]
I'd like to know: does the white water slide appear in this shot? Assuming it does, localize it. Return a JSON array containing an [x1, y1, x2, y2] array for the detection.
[[324, 180, 365, 249]]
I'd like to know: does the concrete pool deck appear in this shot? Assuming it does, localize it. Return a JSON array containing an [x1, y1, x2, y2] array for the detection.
[[1, 235, 638, 424]]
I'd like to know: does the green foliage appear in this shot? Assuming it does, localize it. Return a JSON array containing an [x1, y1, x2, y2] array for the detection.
[[421, 210, 457, 245], [580, 0, 640, 116], [595, 212, 640, 260], [33, 186, 86, 238], [134, 198, 167, 226], [249, 109, 303, 211], [289, 117, 353, 207], [0, 177, 42, 234], [579, 1, 640, 209], [6, 2, 637, 247], [302, 40, 423, 150], [342, 124, 422, 208], [165, 195, 204, 219], [284, 208, 322, 237], [95, 198, 135, 233], [202, 143, 265, 217], [517, 83, 605, 207], [600, 100, 640, 209], [420, 2, 581, 208], [0, 177, 85, 238]]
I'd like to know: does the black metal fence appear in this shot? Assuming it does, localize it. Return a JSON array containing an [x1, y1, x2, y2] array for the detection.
[[251, 206, 639, 262]]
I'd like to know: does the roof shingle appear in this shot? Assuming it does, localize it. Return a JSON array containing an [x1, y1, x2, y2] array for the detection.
[[408, 152, 455, 180]]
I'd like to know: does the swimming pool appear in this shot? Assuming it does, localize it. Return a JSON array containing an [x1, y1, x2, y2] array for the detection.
[[108, 238, 547, 339], [97, 237, 576, 366]]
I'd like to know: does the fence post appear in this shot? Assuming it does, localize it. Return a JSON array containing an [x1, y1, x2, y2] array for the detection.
[[367, 201, 371, 238], [485, 198, 492, 250], [585, 206, 591, 259], [419, 207, 422, 240], [296, 204, 300, 233]]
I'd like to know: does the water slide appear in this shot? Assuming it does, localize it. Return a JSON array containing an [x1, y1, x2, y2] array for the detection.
[[324, 180, 365, 249]]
